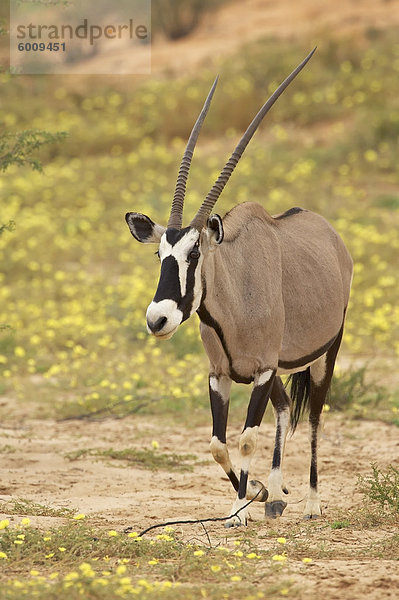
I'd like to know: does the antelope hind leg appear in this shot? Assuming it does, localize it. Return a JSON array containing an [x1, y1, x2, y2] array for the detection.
[[265, 377, 290, 519]]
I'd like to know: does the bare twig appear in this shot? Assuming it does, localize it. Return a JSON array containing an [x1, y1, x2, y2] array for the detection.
[[200, 521, 212, 548], [125, 490, 262, 537]]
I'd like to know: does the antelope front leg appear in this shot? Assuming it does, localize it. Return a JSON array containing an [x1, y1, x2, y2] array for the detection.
[[209, 374, 239, 492], [225, 369, 276, 528], [209, 374, 268, 504]]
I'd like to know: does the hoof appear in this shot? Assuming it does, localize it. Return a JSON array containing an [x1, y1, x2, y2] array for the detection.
[[224, 517, 246, 528], [265, 500, 287, 519], [303, 513, 320, 520], [247, 480, 268, 502]]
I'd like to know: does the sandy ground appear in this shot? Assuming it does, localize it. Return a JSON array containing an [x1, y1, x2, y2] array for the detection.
[[1, 404, 399, 598]]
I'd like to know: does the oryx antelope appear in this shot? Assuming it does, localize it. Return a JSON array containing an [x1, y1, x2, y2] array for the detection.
[[125, 49, 353, 527]]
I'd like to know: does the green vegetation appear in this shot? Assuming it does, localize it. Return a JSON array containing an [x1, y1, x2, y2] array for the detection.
[[1, 26, 399, 600], [0, 509, 398, 598], [329, 520, 351, 530], [357, 463, 399, 514], [0, 499, 74, 519], [0, 519, 298, 599], [0, 32, 398, 422], [0, 130, 67, 174], [65, 447, 200, 472], [328, 366, 398, 422]]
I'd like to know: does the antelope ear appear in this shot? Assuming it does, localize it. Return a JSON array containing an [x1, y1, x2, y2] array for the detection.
[[125, 212, 166, 243], [207, 214, 224, 245]]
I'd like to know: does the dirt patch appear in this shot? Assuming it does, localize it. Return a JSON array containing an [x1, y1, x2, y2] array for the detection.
[[1, 407, 399, 598], [66, 0, 399, 76], [148, 0, 399, 74]]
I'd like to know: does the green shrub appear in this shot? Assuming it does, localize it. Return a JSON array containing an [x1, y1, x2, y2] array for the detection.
[[357, 463, 399, 514]]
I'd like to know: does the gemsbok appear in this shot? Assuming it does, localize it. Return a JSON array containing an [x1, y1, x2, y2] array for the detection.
[[125, 49, 353, 527]]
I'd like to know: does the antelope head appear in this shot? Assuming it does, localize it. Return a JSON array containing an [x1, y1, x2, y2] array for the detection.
[[125, 49, 315, 339]]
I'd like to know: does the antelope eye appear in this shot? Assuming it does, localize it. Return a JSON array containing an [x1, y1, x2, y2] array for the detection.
[[189, 249, 200, 260]]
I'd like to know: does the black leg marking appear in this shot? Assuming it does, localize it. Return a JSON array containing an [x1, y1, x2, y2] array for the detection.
[[304, 322, 345, 519], [244, 370, 276, 430], [238, 471, 248, 500], [208, 375, 240, 492], [270, 377, 291, 471], [210, 384, 228, 444], [309, 418, 318, 490], [271, 420, 282, 470], [228, 470, 239, 492]]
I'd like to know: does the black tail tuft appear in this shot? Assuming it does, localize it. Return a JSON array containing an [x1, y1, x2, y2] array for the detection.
[[287, 368, 311, 432]]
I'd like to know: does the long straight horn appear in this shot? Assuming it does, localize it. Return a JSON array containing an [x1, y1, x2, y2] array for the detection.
[[190, 48, 316, 231], [167, 76, 219, 230]]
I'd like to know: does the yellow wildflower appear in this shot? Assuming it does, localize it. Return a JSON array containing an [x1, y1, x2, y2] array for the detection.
[[79, 562, 95, 577], [156, 534, 173, 541], [164, 526, 174, 533], [64, 571, 79, 581], [108, 530, 118, 537], [116, 565, 127, 575]]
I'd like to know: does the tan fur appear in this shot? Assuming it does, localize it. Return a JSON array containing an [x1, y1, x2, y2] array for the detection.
[[200, 202, 353, 380]]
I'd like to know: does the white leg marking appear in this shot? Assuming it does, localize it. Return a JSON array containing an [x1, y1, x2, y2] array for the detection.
[[209, 376, 218, 392], [209, 375, 231, 399], [304, 486, 321, 518], [238, 426, 259, 459], [310, 354, 327, 386], [225, 497, 250, 527], [267, 469, 284, 502], [210, 436, 231, 471], [225, 498, 249, 527], [225, 426, 259, 528], [256, 369, 274, 387]]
